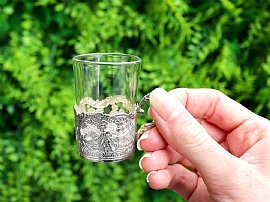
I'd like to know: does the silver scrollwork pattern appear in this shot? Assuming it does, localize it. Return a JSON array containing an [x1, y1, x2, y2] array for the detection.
[[74, 107, 136, 162]]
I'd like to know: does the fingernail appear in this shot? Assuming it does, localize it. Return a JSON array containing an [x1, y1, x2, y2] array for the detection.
[[146, 171, 158, 183], [137, 132, 149, 151], [139, 152, 152, 169], [150, 88, 181, 121]]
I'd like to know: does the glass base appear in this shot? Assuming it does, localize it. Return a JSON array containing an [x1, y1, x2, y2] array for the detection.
[[80, 147, 135, 162]]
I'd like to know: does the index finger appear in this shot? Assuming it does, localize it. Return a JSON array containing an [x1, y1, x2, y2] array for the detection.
[[169, 88, 254, 131]]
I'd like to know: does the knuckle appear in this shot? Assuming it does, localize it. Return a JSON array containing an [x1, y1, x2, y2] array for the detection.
[[166, 109, 182, 125], [176, 123, 209, 150], [242, 115, 270, 138]]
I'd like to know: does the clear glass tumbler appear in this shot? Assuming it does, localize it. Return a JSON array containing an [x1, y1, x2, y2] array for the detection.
[[73, 53, 141, 162]]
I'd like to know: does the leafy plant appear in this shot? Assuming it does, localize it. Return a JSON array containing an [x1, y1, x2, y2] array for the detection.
[[1, 0, 270, 201]]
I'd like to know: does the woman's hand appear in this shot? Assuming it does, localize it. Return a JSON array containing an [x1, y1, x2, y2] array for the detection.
[[138, 88, 270, 201]]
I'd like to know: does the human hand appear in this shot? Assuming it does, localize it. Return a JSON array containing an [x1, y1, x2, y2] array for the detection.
[[138, 88, 270, 201]]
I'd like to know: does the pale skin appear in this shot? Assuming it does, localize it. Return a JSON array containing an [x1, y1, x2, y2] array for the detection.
[[137, 88, 270, 202]]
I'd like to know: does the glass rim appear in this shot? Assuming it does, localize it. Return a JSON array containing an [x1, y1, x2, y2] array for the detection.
[[72, 53, 142, 65]]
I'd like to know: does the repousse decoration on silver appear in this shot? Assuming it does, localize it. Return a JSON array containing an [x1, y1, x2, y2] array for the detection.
[[74, 93, 154, 162], [74, 95, 137, 162]]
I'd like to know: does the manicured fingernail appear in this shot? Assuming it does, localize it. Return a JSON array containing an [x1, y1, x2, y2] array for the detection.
[[146, 171, 158, 183], [139, 152, 152, 169], [137, 132, 149, 151], [150, 88, 181, 121]]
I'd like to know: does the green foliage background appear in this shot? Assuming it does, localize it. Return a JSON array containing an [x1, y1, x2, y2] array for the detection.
[[1, 0, 270, 201]]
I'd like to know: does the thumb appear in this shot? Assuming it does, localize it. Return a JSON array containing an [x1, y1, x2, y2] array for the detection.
[[149, 88, 235, 177]]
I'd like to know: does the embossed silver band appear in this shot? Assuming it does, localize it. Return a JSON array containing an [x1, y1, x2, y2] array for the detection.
[[74, 109, 136, 162], [74, 93, 152, 162]]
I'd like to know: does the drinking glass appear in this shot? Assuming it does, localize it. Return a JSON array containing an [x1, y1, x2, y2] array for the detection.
[[73, 53, 141, 162]]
